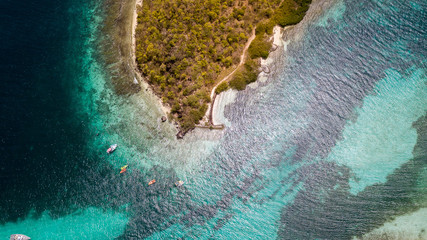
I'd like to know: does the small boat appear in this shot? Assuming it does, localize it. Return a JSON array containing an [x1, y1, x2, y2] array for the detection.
[[120, 165, 128, 174], [148, 179, 156, 185], [175, 180, 184, 187], [10, 234, 31, 240], [107, 144, 118, 154]]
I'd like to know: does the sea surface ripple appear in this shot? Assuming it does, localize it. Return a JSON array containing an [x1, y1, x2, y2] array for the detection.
[[0, 0, 426, 239]]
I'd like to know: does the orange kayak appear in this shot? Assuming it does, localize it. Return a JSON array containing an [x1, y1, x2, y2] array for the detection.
[[148, 179, 156, 185], [119, 165, 128, 174]]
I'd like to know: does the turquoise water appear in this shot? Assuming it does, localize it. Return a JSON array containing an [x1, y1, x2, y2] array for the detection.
[[1, 0, 426, 239], [316, 0, 346, 27], [327, 67, 427, 194], [0, 208, 128, 239], [0, 0, 134, 237]]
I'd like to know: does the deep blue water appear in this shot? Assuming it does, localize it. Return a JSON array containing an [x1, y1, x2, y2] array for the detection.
[[0, 0, 110, 223], [1, 0, 426, 239], [1, 0, 78, 215]]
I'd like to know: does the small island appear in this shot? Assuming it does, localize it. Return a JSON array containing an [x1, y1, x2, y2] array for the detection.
[[134, 0, 311, 137]]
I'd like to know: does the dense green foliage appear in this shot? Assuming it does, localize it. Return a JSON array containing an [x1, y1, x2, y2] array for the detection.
[[135, 0, 311, 131], [215, 81, 229, 94], [229, 59, 259, 90], [274, 0, 312, 27], [248, 37, 272, 59], [234, 0, 312, 91]]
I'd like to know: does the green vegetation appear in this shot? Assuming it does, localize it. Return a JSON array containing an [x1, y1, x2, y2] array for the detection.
[[135, 0, 311, 133], [248, 36, 272, 59], [231, 0, 312, 91], [229, 59, 259, 90], [215, 81, 229, 95], [274, 0, 312, 27]]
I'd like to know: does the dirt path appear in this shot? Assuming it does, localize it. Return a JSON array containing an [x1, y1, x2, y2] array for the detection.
[[206, 28, 256, 124], [209, 28, 256, 101]]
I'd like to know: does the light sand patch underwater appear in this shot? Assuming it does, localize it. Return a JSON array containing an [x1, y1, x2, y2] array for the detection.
[[326, 67, 427, 194]]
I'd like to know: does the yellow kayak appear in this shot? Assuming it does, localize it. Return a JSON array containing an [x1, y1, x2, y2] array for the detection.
[[120, 165, 128, 174]]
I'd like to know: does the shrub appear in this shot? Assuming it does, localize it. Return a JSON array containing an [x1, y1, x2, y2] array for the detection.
[[171, 103, 181, 114], [215, 81, 229, 94], [167, 91, 175, 99], [229, 71, 247, 90], [189, 104, 207, 124], [248, 37, 272, 59], [255, 20, 274, 36], [181, 116, 195, 131], [183, 87, 190, 96], [223, 56, 233, 67], [185, 94, 200, 108], [196, 90, 211, 103], [274, 0, 311, 27], [244, 68, 258, 85], [232, 7, 246, 20], [229, 59, 260, 90]]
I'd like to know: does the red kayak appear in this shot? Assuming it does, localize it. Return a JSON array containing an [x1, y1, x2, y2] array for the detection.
[[148, 179, 156, 185], [120, 165, 128, 174]]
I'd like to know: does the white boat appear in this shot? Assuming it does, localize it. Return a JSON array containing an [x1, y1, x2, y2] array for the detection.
[[10, 234, 31, 240], [107, 144, 117, 154]]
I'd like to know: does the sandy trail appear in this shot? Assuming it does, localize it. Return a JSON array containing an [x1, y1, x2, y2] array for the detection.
[[209, 28, 256, 101], [204, 28, 256, 124]]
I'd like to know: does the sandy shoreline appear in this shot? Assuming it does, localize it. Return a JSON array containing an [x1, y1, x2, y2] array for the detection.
[[131, 0, 170, 116]]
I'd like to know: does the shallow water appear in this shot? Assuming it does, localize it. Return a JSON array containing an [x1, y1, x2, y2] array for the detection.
[[328, 67, 427, 194], [0, 208, 128, 239], [0, 0, 426, 239]]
